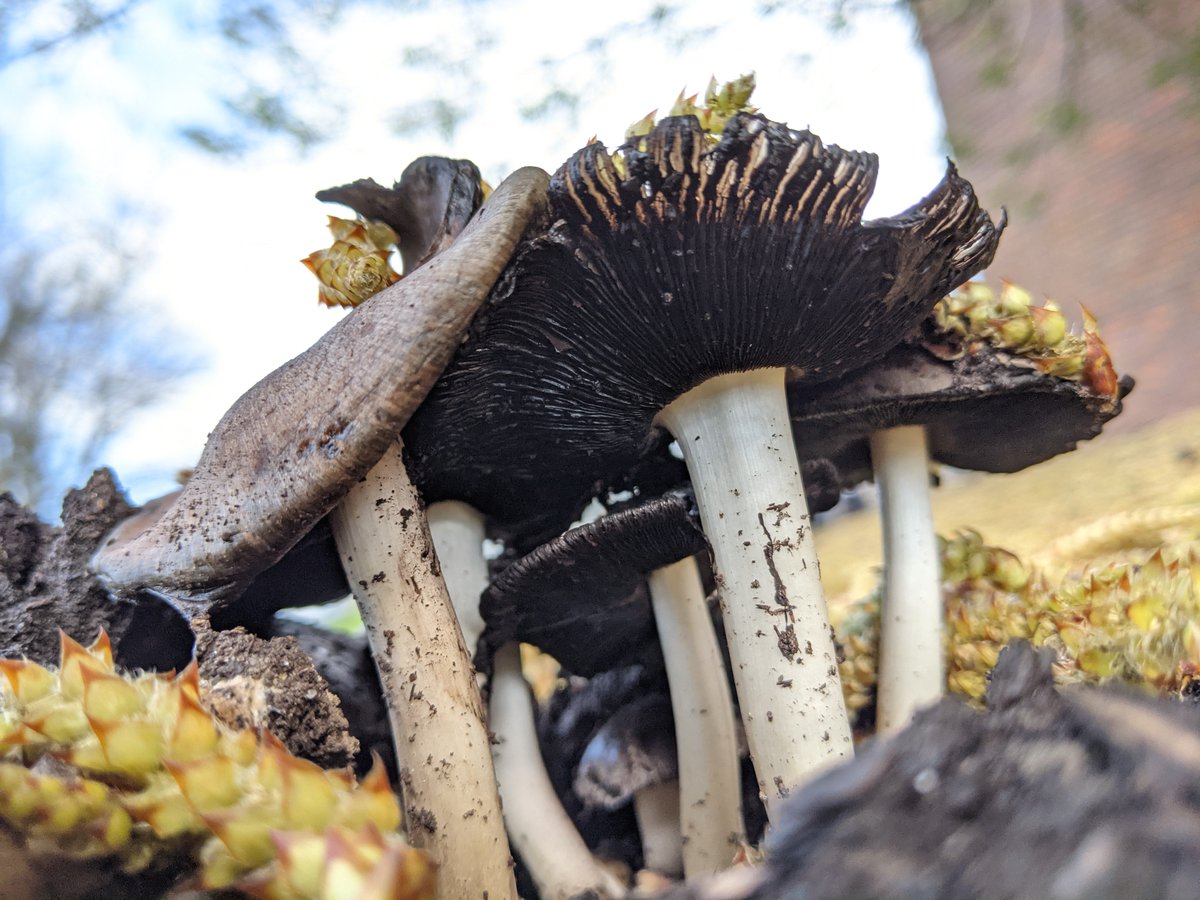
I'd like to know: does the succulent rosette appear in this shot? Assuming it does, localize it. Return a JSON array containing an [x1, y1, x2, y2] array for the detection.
[[0, 632, 433, 899], [301, 216, 402, 309], [836, 533, 1200, 726]]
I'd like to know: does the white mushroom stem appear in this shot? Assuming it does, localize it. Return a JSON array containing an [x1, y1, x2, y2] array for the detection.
[[869, 425, 944, 732], [427, 500, 489, 658], [646, 557, 744, 876], [329, 445, 516, 900], [632, 780, 684, 878], [491, 643, 627, 900], [426, 501, 624, 899], [657, 368, 853, 818]]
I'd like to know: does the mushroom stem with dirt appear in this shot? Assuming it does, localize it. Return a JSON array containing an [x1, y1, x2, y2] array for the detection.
[[789, 281, 1129, 732], [656, 368, 838, 802], [426, 500, 625, 899], [407, 109, 1002, 815], [329, 446, 517, 898]]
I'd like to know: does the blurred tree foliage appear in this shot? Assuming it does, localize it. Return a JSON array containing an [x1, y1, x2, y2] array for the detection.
[[0, 0, 727, 517], [1, 0, 713, 155], [0, 234, 199, 516]]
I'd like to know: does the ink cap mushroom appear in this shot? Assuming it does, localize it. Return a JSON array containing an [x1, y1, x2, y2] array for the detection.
[[91, 159, 542, 612], [479, 489, 745, 876], [788, 281, 1130, 731], [404, 91, 1003, 812]]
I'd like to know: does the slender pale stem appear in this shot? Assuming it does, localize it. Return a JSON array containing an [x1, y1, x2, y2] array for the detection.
[[870, 425, 944, 732], [330, 444, 516, 900], [428, 502, 622, 899], [657, 368, 853, 818], [646, 557, 744, 876], [633, 780, 684, 877], [491, 643, 626, 899], [427, 500, 489, 658]]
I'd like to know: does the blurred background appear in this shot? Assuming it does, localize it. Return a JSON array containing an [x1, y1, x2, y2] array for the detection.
[[1, 0, 1197, 594]]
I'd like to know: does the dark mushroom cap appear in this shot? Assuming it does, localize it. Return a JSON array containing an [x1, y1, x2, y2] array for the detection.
[[404, 112, 1003, 532], [478, 490, 707, 676], [210, 516, 350, 633], [316, 156, 484, 273], [788, 333, 1132, 486], [575, 692, 677, 809]]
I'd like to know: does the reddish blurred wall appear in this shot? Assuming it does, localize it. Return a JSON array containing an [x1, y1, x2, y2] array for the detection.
[[912, 0, 1200, 429]]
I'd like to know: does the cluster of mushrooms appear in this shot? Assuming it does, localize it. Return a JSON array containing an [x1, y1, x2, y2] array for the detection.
[[90, 83, 1129, 898]]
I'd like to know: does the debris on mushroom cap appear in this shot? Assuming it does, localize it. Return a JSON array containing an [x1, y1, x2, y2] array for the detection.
[[301, 156, 488, 309], [575, 693, 678, 809], [624, 73, 758, 149], [929, 281, 1122, 397], [788, 282, 1133, 485], [404, 111, 1002, 530], [477, 491, 707, 677], [90, 166, 549, 610]]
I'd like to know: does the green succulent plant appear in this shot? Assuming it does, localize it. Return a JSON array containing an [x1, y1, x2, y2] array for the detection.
[[836, 532, 1200, 723], [0, 631, 435, 899]]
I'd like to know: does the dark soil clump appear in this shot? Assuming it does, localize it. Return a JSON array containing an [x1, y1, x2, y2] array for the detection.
[[193, 616, 359, 770], [0, 470, 148, 666]]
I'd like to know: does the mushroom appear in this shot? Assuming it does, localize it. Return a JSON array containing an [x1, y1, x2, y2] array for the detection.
[[92, 161, 550, 897], [90, 157, 543, 609], [575, 693, 685, 878], [788, 282, 1130, 730], [539, 664, 662, 874], [479, 490, 745, 877], [100, 489, 352, 635], [403, 111, 1003, 812], [476, 491, 707, 676]]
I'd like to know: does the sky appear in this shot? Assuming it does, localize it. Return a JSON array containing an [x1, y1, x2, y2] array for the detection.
[[3, 0, 949, 511]]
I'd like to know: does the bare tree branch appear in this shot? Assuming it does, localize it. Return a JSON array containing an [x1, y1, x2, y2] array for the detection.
[[0, 233, 201, 515]]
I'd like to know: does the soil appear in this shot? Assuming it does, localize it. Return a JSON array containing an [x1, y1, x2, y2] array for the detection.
[[269, 618, 395, 778], [0, 470, 149, 666], [0, 469, 359, 771], [194, 616, 359, 770]]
